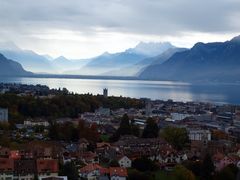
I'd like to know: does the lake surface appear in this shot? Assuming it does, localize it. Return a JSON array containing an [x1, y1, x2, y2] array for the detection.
[[1, 77, 240, 105]]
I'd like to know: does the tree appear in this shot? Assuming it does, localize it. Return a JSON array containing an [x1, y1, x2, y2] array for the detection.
[[183, 160, 202, 177], [59, 162, 79, 180], [132, 157, 158, 172], [128, 169, 154, 180], [118, 114, 132, 135], [213, 164, 238, 180], [110, 114, 132, 142], [161, 126, 189, 150], [173, 165, 196, 180], [142, 118, 159, 138], [109, 159, 120, 167], [201, 153, 215, 180]]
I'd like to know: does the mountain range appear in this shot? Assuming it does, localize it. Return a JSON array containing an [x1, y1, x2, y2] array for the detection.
[[65, 42, 175, 75], [0, 53, 32, 76], [139, 35, 240, 82], [1, 35, 240, 82]]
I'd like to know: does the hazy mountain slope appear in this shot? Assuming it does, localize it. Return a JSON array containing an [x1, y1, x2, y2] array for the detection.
[[139, 35, 240, 82], [103, 48, 186, 77], [73, 42, 175, 75], [0, 42, 55, 73], [0, 53, 32, 76], [52, 56, 91, 72]]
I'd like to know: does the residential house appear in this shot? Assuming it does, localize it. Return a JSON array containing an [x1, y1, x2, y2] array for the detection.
[[0, 158, 14, 179], [78, 138, 89, 152], [188, 129, 211, 141], [118, 156, 131, 168], [39, 176, 68, 180], [109, 167, 128, 180], [79, 163, 109, 180], [14, 159, 36, 180], [37, 159, 59, 179]]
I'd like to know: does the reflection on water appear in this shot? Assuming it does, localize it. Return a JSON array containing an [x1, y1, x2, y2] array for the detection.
[[1, 77, 240, 104]]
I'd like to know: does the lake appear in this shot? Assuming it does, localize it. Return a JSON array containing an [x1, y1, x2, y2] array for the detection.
[[1, 77, 240, 105]]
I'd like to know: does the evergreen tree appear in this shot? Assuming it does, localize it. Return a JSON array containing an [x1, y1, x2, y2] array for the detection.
[[118, 114, 132, 135], [161, 126, 189, 150], [201, 153, 215, 180], [142, 118, 159, 138]]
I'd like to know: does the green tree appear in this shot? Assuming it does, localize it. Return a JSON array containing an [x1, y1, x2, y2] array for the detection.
[[173, 165, 196, 180], [128, 169, 154, 180], [132, 157, 158, 172], [59, 162, 79, 180], [183, 160, 202, 177], [214, 164, 238, 180], [109, 159, 120, 167], [201, 153, 215, 180], [161, 126, 189, 150], [118, 114, 132, 135], [142, 118, 159, 138]]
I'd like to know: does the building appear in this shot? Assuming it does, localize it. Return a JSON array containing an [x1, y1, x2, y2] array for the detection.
[[188, 129, 211, 141], [118, 156, 132, 168], [39, 176, 68, 180], [145, 101, 152, 116], [37, 159, 59, 179], [103, 88, 108, 97], [109, 167, 128, 180], [14, 159, 36, 180], [95, 107, 110, 116], [24, 119, 50, 127], [0, 158, 14, 179], [79, 163, 109, 180], [0, 108, 8, 122]]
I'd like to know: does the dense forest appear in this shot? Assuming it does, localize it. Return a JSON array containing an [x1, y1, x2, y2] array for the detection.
[[0, 93, 144, 123]]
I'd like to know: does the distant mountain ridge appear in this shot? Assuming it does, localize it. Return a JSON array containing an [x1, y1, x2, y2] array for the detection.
[[0, 42, 56, 73], [139, 35, 240, 82], [0, 53, 32, 76], [103, 47, 186, 77], [70, 42, 175, 75]]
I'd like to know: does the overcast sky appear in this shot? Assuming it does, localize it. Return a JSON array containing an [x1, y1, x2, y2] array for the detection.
[[0, 0, 240, 59]]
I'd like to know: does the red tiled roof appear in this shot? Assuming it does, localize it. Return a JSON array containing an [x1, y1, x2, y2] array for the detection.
[[109, 167, 128, 177], [0, 158, 14, 172], [80, 163, 103, 173], [36, 159, 58, 173], [10, 150, 21, 160]]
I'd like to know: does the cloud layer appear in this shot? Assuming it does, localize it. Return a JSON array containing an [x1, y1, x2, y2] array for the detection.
[[0, 0, 240, 58]]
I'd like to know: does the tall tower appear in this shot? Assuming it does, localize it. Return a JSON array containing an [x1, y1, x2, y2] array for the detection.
[[103, 88, 108, 97]]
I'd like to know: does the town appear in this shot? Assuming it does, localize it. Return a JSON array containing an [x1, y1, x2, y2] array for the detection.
[[0, 83, 240, 180]]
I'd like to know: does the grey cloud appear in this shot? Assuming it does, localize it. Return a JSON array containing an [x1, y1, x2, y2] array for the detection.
[[0, 0, 240, 37]]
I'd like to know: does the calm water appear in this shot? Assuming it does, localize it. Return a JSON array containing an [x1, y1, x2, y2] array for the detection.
[[1, 77, 240, 105]]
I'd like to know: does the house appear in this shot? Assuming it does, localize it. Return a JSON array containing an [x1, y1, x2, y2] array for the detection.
[[14, 159, 36, 180], [213, 154, 240, 171], [79, 163, 109, 180], [78, 138, 89, 152], [188, 129, 211, 141], [79, 151, 99, 164], [39, 176, 68, 180], [37, 159, 59, 179], [109, 167, 128, 180], [95, 107, 110, 116], [0, 158, 14, 179], [118, 156, 132, 168], [24, 119, 50, 127]]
